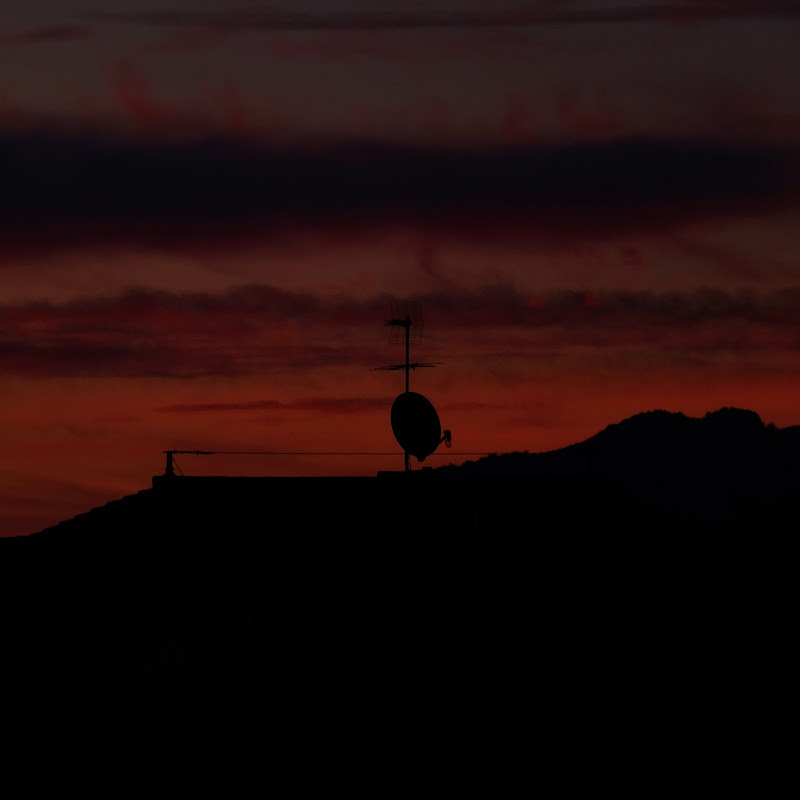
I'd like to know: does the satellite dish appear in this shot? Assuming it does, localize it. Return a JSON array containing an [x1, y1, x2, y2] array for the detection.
[[374, 300, 452, 470], [391, 392, 442, 462]]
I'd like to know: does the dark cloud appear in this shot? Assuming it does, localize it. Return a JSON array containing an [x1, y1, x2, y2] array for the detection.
[[4, 284, 800, 378], [156, 398, 391, 414], [0, 286, 384, 377], [0, 26, 90, 46], [440, 400, 520, 411], [0, 336, 364, 379], [0, 126, 797, 257], [431, 285, 800, 328], [90, 3, 800, 32]]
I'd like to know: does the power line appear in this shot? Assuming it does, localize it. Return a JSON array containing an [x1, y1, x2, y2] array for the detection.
[[164, 450, 493, 456]]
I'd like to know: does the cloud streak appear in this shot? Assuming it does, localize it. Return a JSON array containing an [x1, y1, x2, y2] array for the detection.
[[4, 284, 800, 378], [155, 397, 391, 414], [91, 3, 800, 33], [0, 26, 90, 46], [1, 126, 797, 257]]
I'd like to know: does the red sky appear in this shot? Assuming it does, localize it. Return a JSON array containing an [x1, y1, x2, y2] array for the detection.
[[2, 1, 800, 535]]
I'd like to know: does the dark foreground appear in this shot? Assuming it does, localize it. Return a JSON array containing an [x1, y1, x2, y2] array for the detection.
[[1, 471, 798, 796]]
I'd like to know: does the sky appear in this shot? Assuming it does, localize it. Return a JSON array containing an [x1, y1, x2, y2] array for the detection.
[[2, 0, 800, 535]]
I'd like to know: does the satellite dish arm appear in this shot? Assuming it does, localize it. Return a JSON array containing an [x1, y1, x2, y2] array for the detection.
[[417, 430, 451, 461]]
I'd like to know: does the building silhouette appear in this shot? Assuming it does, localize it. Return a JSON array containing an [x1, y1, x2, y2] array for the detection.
[[2, 409, 799, 796]]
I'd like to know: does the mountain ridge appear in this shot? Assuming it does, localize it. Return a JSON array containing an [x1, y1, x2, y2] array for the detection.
[[442, 406, 800, 524], [7, 405, 798, 540]]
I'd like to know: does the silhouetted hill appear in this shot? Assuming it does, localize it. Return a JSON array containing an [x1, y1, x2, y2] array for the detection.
[[3, 412, 800, 795], [442, 407, 800, 524]]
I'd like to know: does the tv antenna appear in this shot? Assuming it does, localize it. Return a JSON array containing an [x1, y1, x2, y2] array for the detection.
[[372, 300, 451, 471], [371, 300, 440, 392]]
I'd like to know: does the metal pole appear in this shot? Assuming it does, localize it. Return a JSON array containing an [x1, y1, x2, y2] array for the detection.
[[404, 317, 410, 393], [405, 317, 410, 471]]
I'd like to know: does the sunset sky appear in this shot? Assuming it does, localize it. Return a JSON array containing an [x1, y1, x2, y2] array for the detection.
[[2, 1, 800, 535]]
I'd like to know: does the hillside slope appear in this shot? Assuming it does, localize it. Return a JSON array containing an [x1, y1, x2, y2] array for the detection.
[[444, 407, 800, 524]]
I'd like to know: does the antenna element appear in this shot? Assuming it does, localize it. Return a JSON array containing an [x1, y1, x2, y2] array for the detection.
[[373, 300, 451, 471]]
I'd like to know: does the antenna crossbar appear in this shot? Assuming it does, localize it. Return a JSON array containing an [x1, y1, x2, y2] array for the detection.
[[371, 362, 440, 372], [387, 300, 423, 344]]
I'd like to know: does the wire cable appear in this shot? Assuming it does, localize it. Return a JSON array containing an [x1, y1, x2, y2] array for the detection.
[[164, 450, 493, 456]]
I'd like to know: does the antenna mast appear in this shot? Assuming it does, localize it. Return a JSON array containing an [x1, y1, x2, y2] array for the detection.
[[373, 301, 449, 472], [385, 300, 423, 394], [385, 301, 422, 470]]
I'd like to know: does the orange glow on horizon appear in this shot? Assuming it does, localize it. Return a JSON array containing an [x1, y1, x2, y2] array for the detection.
[[4, 360, 800, 537]]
